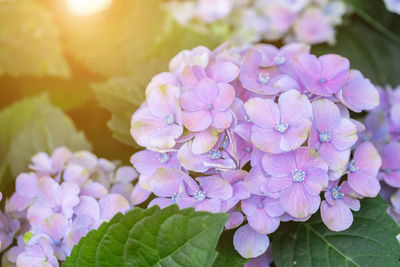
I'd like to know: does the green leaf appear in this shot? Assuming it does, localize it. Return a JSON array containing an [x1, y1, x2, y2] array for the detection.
[[92, 21, 224, 147], [271, 196, 400, 267], [64, 205, 228, 267], [312, 20, 400, 87], [344, 0, 400, 45], [91, 77, 146, 147], [0, 94, 91, 190], [0, 0, 70, 78], [55, 0, 166, 77], [213, 230, 248, 267]]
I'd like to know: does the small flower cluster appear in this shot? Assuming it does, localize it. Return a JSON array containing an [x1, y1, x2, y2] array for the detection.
[[130, 42, 381, 259], [361, 85, 400, 224], [165, 0, 347, 45], [0, 147, 146, 267], [384, 0, 400, 14]]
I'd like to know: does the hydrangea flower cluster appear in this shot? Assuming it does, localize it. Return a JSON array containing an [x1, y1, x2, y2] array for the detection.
[[165, 0, 347, 45], [130, 42, 382, 260], [0, 147, 147, 267], [361, 85, 400, 224]]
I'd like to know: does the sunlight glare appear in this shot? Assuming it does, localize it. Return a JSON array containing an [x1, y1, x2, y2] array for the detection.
[[67, 0, 113, 16]]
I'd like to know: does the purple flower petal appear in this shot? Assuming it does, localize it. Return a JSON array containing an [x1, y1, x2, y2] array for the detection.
[[244, 98, 279, 128], [197, 176, 233, 200], [321, 200, 353, 231], [233, 224, 269, 258]]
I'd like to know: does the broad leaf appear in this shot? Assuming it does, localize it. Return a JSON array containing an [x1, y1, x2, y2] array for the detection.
[[91, 77, 146, 147], [344, 0, 400, 45], [92, 22, 224, 147], [64, 205, 228, 267], [0, 0, 69, 78], [271, 196, 400, 267], [0, 94, 91, 191], [312, 20, 400, 87]]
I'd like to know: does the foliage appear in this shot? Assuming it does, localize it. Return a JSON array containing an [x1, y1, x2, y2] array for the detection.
[[64, 205, 228, 267], [0, 94, 91, 191], [271, 196, 400, 267]]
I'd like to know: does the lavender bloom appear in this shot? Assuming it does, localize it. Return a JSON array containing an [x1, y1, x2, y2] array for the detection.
[[128, 43, 380, 259]]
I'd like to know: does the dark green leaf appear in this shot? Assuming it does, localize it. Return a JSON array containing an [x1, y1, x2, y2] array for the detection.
[[271, 196, 400, 267], [64, 205, 228, 267], [213, 230, 248, 267], [344, 0, 400, 45], [91, 77, 146, 147], [0, 0, 70, 78], [312, 20, 400, 87], [0, 94, 91, 190]]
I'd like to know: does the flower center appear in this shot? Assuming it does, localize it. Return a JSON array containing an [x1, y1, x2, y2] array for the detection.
[[54, 240, 62, 246], [257, 72, 270, 84], [171, 192, 178, 203], [245, 146, 252, 153], [319, 131, 331, 143], [275, 120, 289, 134], [220, 136, 229, 150], [52, 206, 61, 213], [264, 172, 271, 177], [205, 104, 213, 110], [257, 202, 264, 209], [384, 168, 392, 174], [274, 56, 286, 66], [178, 84, 185, 94], [244, 115, 252, 123], [319, 77, 326, 84], [159, 153, 170, 164], [348, 160, 358, 173], [331, 186, 344, 200], [292, 169, 306, 182], [209, 149, 222, 160], [164, 114, 175, 125], [194, 190, 206, 202]]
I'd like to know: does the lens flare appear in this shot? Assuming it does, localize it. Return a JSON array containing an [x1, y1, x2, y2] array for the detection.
[[67, 0, 113, 16]]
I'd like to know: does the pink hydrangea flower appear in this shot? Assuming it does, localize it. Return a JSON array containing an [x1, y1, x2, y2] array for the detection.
[[16, 236, 58, 267], [309, 99, 357, 172], [293, 8, 334, 44], [131, 84, 183, 150], [180, 77, 235, 132], [241, 195, 284, 234], [295, 54, 349, 96], [337, 70, 379, 112], [131, 150, 180, 191], [2, 148, 136, 263], [347, 142, 381, 197], [262, 147, 328, 218], [185, 175, 233, 213], [321, 181, 360, 231], [240, 48, 298, 95], [245, 90, 312, 153], [128, 43, 380, 259]]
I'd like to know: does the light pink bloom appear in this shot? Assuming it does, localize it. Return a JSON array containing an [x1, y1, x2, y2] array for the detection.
[[321, 181, 360, 231], [309, 99, 357, 173], [245, 90, 312, 153], [295, 54, 349, 96], [262, 147, 328, 218], [347, 142, 381, 197]]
